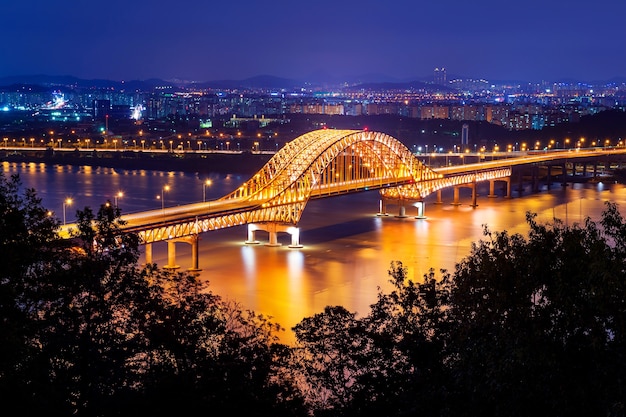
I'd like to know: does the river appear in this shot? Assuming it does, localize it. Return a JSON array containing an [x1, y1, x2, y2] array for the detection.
[[4, 161, 626, 343]]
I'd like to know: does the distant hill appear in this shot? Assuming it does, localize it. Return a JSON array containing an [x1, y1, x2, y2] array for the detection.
[[198, 75, 303, 90], [343, 80, 449, 92], [0, 73, 624, 92], [0, 75, 176, 91]]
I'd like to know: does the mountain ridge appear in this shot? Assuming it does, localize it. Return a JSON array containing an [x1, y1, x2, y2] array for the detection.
[[1, 73, 624, 92]]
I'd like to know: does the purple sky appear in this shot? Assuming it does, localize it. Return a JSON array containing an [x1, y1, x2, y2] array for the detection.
[[1, 0, 624, 83]]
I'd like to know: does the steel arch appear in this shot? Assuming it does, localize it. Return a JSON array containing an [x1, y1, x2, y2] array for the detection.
[[218, 129, 442, 225]]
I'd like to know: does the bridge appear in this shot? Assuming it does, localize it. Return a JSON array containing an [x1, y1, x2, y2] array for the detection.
[[59, 129, 626, 270]]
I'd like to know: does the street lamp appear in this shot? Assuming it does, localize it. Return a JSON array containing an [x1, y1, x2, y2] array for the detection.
[[114, 191, 123, 207], [63, 198, 72, 225], [203, 179, 212, 202], [160, 185, 170, 211]]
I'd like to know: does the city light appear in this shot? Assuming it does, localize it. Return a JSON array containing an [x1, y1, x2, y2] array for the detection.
[[63, 198, 72, 225], [160, 185, 170, 211], [114, 191, 123, 207], [203, 179, 212, 202]]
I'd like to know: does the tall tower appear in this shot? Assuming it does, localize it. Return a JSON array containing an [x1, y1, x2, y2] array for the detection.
[[434, 67, 447, 85], [461, 123, 469, 147]]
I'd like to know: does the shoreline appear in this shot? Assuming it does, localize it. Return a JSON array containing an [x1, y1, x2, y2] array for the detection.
[[0, 148, 272, 176]]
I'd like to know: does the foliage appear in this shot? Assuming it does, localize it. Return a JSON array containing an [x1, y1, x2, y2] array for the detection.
[[446, 205, 626, 417], [292, 263, 453, 416], [0, 173, 305, 416]]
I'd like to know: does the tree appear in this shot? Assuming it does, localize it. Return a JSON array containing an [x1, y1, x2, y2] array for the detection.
[[446, 205, 626, 417], [291, 264, 453, 417], [0, 173, 61, 411], [292, 305, 366, 415], [0, 176, 306, 416]]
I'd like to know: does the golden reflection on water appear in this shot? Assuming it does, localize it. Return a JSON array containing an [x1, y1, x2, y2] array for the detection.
[[147, 184, 626, 345]]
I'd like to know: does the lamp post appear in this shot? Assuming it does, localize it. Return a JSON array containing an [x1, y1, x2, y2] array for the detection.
[[203, 179, 212, 202], [63, 198, 72, 225], [114, 191, 123, 207], [161, 185, 170, 211]]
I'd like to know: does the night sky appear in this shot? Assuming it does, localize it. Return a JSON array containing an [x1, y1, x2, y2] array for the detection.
[[1, 0, 624, 83]]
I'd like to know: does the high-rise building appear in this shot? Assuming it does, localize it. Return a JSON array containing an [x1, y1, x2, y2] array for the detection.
[[461, 123, 469, 145], [434, 67, 447, 85], [93, 99, 111, 121]]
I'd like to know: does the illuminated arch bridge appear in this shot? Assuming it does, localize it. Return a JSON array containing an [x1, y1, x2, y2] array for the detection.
[[112, 129, 512, 269]]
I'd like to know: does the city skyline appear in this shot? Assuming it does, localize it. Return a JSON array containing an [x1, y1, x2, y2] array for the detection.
[[2, 0, 625, 84]]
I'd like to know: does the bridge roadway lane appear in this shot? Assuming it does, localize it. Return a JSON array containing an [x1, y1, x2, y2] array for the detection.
[[434, 147, 626, 176], [120, 197, 255, 231], [58, 197, 257, 238]]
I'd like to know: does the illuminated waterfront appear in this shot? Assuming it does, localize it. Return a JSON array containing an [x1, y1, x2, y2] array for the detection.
[[4, 161, 626, 343]]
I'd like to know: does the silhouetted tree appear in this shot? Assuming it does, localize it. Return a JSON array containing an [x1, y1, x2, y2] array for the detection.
[[0, 173, 61, 412], [446, 205, 626, 417], [291, 264, 452, 417], [0, 175, 306, 416]]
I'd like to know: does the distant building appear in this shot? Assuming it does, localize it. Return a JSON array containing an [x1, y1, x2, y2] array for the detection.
[[419, 105, 449, 119], [93, 99, 111, 121], [461, 124, 469, 145], [434, 67, 447, 85]]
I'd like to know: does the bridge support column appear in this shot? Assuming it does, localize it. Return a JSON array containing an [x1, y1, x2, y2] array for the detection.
[[245, 224, 261, 245], [265, 223, 280, 246], [488, 180, 497, 198], [561, 163, 568, 187], [165, 240, 180, 270], [470, 181, 478, 208], [245, 223, 303, 248], [504, 177, 511, 198], [546, 165, 553, 189], [144, 243, 153, 265], [434, 190, 443, 204], [415, 201, 426, 219], [532, 165, 540, 193], [376, 198, 389, 216], [184, 235, 201, 272], [452, 186, 461, 205], [288, 227, 303, 248], [396, 205, 408, 218]]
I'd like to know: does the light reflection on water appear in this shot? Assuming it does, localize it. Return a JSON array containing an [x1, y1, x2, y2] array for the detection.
[[3, 161, 626, 344]]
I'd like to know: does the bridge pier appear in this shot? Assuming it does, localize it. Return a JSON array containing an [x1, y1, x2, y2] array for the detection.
[[245, 223, 303, 248], [141, 235, 201, 271], [488, 178, 511, 198], [452, 186, 461, 205], [415, 201, 426, 219], [183, 235, 201, 271], [376, 199, 389, 216], [561, 162, 568, 187], [164, 240, 180, 270], [396, 204, 408, 218], [435, 190, 443, 204], [469, 180, 478, 208], [145, 243, 153, 265]]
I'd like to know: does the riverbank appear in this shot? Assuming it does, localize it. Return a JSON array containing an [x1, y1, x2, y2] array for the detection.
[[0, 148, 272, 176]]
